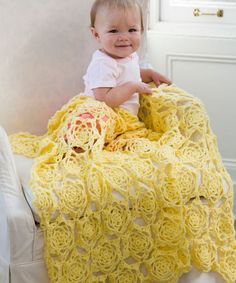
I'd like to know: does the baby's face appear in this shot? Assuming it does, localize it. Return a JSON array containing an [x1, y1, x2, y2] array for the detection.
[[91, 5, 142, 59]]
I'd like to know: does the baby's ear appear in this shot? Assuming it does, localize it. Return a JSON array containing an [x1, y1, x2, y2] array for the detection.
[[91, 27, 100, 41]]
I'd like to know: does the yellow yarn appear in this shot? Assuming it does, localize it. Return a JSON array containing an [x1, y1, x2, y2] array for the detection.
[[10, 84, 236, 283]]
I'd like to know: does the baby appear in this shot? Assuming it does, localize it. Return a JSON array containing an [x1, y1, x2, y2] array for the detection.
[[83, 0, 171, 115]]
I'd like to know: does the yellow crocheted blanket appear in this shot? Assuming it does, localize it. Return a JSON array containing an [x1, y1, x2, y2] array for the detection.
[[10, 84, 236, 283]]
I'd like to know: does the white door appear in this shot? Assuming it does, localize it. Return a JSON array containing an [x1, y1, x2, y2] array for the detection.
[[148, 0, 236, 214], [159, 0, 236, 24]]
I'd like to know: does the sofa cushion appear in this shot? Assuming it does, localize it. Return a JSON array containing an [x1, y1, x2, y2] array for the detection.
[[14, 154, 40, 223]]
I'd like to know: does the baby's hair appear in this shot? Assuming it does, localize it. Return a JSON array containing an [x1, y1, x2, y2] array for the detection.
[[90, 0, 144, 31]]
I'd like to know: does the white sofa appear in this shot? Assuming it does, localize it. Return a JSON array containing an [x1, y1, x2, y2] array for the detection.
[[0, 127, 49, 283]]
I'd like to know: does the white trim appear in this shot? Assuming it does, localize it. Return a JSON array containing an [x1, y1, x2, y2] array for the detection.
[[170, 0, 236, 9], [223, 158, 236, 219], [149, 0, 160, 29], [165, 53, 236, 79], [223, 158, 236, 169], [223, 158, 236, 184], [148, 22, 236, 39]]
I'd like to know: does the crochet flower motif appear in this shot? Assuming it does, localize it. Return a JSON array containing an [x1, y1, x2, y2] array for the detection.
[[91, 239, 121, 274], [109, 262, 140, 283], [58, 179, 87, 218], [62, 250, 90, 283], [146, 250, 180, 282], [122, 226, 153, 261], [46, 217, 74, 258], [184, 200, 209, 239], [153, 211, 186, 247], [102, 201, 131, 235], [76, 212, 102, 250], [191, 239, 217, 271], [217, 244, 236, 283], [33, 189, 56, 220]]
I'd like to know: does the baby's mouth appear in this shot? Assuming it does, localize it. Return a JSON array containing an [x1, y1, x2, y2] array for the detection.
[[116, 44, 131, 48]]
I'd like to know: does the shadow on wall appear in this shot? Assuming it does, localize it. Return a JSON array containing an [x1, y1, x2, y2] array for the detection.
[[0, 0, 97, 135]]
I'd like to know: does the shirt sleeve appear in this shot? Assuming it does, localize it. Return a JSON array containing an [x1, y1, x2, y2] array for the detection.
[[86, 57, 118, 90]]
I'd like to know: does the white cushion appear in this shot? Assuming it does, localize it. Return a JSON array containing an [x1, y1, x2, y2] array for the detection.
[[179, 267, 224, 283], [13, 154, 40, 223], [0, 126, 40, 264]]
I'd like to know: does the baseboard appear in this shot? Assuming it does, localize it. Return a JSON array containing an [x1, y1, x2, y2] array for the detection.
[[223, 158, 236, 186], [223, 158, 236, 218]]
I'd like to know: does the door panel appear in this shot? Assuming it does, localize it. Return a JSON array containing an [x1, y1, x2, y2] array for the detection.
[[160, 0, 236, 24]]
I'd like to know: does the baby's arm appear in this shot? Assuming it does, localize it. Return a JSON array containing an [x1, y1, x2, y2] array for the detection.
[[141, 68, 171, 86], [93, 81, 152, 108]]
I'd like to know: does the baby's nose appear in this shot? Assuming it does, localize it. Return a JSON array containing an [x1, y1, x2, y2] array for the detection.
[[117, 32, 129, 41]]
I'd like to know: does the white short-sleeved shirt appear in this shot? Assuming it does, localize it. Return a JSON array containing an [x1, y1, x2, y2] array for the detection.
[[83, 50, 141, 115]]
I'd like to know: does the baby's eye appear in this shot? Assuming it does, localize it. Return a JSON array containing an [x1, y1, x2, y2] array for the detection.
[[129, 28, 137, 32], [109, 29, 118, 33]]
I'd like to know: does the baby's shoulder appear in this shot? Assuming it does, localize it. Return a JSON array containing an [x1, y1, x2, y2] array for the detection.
[[94, 49, 115, 60], [90, 50, 118, 68]]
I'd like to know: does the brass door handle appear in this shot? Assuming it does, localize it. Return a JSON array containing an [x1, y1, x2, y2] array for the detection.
[[193, 8, 224, 17]]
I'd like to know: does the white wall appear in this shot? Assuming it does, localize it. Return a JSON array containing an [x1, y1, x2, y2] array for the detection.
[[0, 0, 97, 135]]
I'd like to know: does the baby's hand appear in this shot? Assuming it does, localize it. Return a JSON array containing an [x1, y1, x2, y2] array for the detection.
[[151, 71, 171, 86], [135, 82, 152, 94]]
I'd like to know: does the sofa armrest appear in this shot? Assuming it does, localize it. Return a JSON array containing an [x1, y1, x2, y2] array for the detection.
[[0, 126, 37, 264]]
